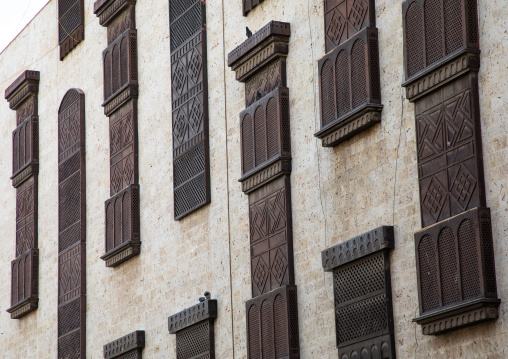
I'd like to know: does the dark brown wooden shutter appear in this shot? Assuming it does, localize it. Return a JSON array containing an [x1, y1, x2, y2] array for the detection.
[[58, 0, 85, 60], [5, 70, 40, 319], [95, 0, 141, 267], [316, 27, 382, 147], [57, 89, 86, 359], [169, 0, 211, 220], [168, 296, 217, 359], [104, 331, 145, 359], [322, 226, 395, 358]]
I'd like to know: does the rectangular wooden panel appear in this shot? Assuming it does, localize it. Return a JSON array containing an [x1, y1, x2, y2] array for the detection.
[[57, 89, 86, 359], [11, 115, 38, 186], [324, 0, 376, 53], [414, 73, 485, 227], [246, 285, 300, 359], [15, 176, 38, 258], [59, 0, 85, 60], [243, 0, 265, 16], [104, 331, 145, 359], [7, 249, 39, 319], [413, 207, 499, 335], [249, 175, 294, 298], [170, 0, 211, 220], [316, 27, 382, 147]]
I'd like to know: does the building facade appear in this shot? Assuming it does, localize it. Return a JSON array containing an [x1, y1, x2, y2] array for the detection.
[[0, 0, 507, 358]]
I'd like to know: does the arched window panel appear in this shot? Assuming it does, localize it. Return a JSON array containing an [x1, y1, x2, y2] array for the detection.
[[170, 0, 211, 220], [4, 70, 40, 320], [414, 207, 499, 335], [246, 285, 299, 359], [324, 0, 376, 53], [168, 296, 217, 359], [322, 226, 396, 358], [315, 27, 382, 147], [239, 87, 291, 193], [58, 0, 84, 60], [402, 0, 480, 100], [57, 89, 86, 359]]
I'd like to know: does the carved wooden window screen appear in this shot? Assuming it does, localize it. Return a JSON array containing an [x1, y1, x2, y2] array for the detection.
[[168, 297, 217, 359], [324, 0, 376, 53], [169, 0, 211, 220], [58, 0, 85, 60], [104, 331, 145, 359], [57, 89, 86, 359], [402, 0, 479, 80], [243, 0, 266, 16], [322, 226, 395, 358], [95, 0, 141, 266], [5, 71, 40, 319]]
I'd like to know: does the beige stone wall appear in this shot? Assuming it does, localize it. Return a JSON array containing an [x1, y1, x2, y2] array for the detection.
[[0, 0, 507, 358]]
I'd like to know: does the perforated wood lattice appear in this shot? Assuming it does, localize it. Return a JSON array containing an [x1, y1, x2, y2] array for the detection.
[[324, 0, 375, 52], [403, 0, 480, 81], [176, 321, 211, 358], [438, 227, 460, 305], [249, 176, 293, 297], [246, 285, 300, 359], [5, 70, 40, 319], [458, 219, 481, 299], [351, 39, 367, 108], [170, 0, 210, 219], [415, 74, 484, 227], [58, 89, 85, 359], [58, 0, 84, 59], [104, 331, 145, 359]]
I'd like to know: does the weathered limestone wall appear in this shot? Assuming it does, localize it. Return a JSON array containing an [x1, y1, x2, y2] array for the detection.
[[0, 0, 506, 358]]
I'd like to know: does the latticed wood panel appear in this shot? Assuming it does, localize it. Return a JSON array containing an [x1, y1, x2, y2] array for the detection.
[[316, 27, 382, 147], [168, 297, 217, 359], [249, 176, 294, 298], [414, 73, 485, 228], [170, 0, 211, 220], [246, 285, 300, 359], [402, 0, 479, 82], [243, 0, 265, 16], [324, 0, 376, 53], [5, 70, 40, 319], [58, 0, 85, 60], [322, 226, 395, 358], [57, 89, 86, 359], [104, 331, 145, 359], [414, 207, 499, 335]]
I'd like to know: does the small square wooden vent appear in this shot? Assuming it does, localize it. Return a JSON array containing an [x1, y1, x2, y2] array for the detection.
[[104, 331, 145, 359], [168, 294, 217, 359], [322, 226, 395, 358], [413, 207, 499, 335], [316, 27, 382, 147]]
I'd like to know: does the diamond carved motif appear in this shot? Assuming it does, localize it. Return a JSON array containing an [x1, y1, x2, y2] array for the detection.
[[253, 257, 269, 292], [326, 10, 346, 45], [271, 249, 288, 286], [422, 177, 447, 220], [450, 165, 477, 210], [349, 0, 367, 30]]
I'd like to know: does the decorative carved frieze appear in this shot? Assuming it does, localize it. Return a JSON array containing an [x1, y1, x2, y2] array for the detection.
[[322, 226, 395, 358], [324, 0, 376, 53], [58, 0, 85, 60], [413, 207, 499, 335], [168, 294, 217, 359], [95, 0, 141, 264], [316, 27, 382, 147], [402, 0, 480, 87], [104, 331, 145, 359], [5, 70, 40, 320], [169, 0, 211, 220], [246, 285, 300, 359], [57, 89, 86, 359]]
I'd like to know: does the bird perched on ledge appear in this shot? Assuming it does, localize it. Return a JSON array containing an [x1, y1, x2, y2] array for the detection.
[[246, 27, 252, 38]]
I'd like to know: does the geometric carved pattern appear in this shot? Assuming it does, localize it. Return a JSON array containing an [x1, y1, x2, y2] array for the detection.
[[58, 0, 84, 60], [168, 296, 217, 359], [96, 0, 141, 267], [402, 0, 480, 82], [245, 59, 286, 107], [5, 70, 40, 319], [170, 0, 211, 220], [322, 227, 395, 358], [415, 74, 484, 227], [413, 207, 500, 335], [324, 0, 375, 52], [246, 285, 300, 359], [249, 176, 294, 298], [57, 89, 86, 359], [316, 27, 382, 147]]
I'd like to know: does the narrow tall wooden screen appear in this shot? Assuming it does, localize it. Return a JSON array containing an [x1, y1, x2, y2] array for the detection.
[[58, 0, 85, 60], [169, 0, 211, 220], [95, 0, 141, 266], [5, 70, 40, 319], [57, 89, 86, 359]]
